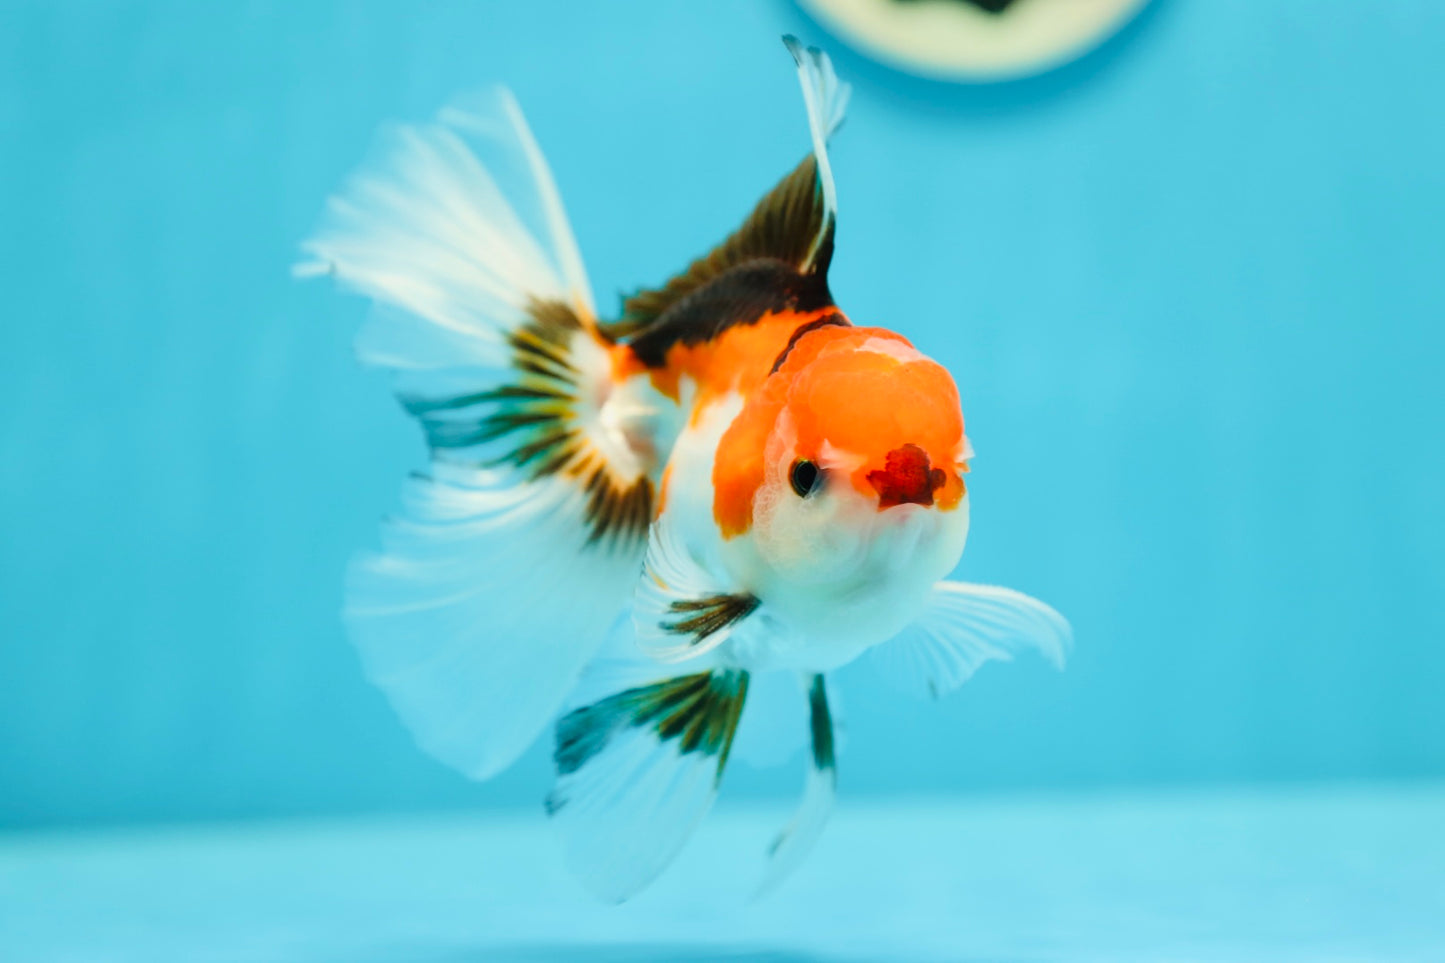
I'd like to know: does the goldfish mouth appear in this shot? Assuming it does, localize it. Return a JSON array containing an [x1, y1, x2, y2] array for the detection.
[[867, 444, 947, 509]]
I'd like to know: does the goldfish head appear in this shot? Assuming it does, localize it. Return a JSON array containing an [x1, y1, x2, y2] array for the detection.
[[713, 327, 972, 643]]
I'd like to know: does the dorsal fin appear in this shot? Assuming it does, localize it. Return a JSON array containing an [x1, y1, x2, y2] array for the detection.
[[616, 154, 831, 337], [609, 38, 851, 345]]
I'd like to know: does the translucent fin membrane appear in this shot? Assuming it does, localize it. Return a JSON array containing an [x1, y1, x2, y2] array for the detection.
[[301, 90, 648, 780], [782, 35, 851, 271], [758, 673, 837, 897], [549, 667, 749, 903], [868, 581, 1072, 700]]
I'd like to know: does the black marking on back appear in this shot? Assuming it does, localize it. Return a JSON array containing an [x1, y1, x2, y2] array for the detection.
[[400, 298, 652, 552], [609, 154, 836, 365], [662, 593, 760, 648], [548, 670, 750, 814], [627, 261, 833, 368], [769, 311, 850, 374]]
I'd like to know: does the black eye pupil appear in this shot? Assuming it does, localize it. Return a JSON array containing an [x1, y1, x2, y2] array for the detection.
[[790, 459, 820, 497]]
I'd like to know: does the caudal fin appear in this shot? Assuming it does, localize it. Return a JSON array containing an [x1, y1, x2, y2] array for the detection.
[[300, 90, 656, 780]]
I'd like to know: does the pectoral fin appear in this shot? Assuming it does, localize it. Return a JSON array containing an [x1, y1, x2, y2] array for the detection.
[[634, 508, 760, 662], [867, 581, 1072, 700]]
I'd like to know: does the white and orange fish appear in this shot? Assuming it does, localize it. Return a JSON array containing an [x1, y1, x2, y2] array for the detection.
[[299, 37, 1069, 901]]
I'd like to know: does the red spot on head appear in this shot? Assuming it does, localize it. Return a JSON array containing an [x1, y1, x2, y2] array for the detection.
[[868, 444, 946, 509], [713, 324, 968, 537]]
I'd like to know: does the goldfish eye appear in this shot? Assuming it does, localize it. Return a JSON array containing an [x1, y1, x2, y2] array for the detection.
[[789, 459, 822, 497]]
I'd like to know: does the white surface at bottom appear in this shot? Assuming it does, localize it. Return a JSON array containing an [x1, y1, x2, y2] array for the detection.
[[2, 784, 1442, 962]]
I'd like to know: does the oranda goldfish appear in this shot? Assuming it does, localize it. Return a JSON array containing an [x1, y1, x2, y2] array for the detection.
[[299, 37, 1070, 901]]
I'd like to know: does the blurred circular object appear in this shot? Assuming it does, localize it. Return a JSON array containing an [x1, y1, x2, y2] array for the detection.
[[800, 0, 1151, 82]]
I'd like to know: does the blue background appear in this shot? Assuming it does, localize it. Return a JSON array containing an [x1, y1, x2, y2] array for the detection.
[[3, 0, 1443, 831]]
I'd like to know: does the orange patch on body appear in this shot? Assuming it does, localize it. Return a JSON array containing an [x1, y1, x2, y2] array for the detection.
[[608, 309, 847, 537], [614, 309, 840, 417]]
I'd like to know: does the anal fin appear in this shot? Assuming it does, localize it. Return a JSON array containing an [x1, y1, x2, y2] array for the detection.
[[758, 673, 837, 897], [548, 668, 750, 903]]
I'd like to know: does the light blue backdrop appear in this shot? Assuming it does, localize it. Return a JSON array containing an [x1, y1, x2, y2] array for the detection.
[[3, 0, 1443, 829]]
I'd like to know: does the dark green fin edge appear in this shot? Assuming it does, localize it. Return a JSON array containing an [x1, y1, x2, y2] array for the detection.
[[807, 674, 835, 774], [401, 298, 652, 551], [663, 593, 760, 649], [549, 670, 750, 814]]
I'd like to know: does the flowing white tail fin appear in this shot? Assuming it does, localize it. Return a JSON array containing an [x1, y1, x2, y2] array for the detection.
[[299, 90, 654, 780]]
